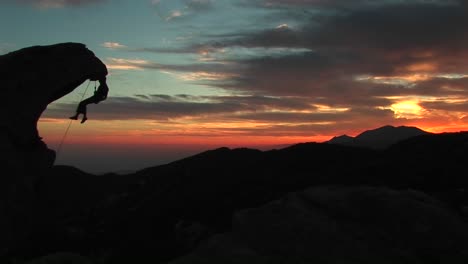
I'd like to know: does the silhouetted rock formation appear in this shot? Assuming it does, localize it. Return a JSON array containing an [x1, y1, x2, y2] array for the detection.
[[327, 125, 430, 149], [169, 186, 468, 264], [0, 43, 107, 252]]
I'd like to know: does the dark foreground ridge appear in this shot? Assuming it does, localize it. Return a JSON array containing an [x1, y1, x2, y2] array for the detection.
[[1, 44, 468, 263], [4, 131, 468, 263]]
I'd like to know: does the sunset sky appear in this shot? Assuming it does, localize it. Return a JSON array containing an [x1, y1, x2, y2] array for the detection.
[[2, 0, 468, 173]]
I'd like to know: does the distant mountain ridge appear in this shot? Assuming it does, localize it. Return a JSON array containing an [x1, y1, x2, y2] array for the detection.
[[327, 125, 431, 149]]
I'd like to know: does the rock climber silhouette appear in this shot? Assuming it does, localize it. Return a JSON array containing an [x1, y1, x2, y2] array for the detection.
[[70, 77, 109, 123]]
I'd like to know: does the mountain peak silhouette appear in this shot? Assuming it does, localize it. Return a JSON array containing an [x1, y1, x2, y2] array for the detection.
[[327, 125, 430, 149]]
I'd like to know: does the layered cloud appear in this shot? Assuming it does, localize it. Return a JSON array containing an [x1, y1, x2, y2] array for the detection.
[[45, 94, 318, 120], [150, 1, 468, 128], [43, 93, 399, 139]]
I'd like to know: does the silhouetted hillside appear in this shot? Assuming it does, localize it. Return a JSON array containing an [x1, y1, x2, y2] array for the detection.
[[380, 132, 468, 191], [327, 134, 354, 145], [6, 129, 468, 263]]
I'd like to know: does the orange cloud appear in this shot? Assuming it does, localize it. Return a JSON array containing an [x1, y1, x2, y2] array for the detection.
[[105, 58, 152, 70], [405, 62, 438, 72]]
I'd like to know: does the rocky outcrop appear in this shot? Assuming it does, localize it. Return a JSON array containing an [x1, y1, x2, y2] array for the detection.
[[170, 186, 468, 264], [0, 42, 107, 153], [0, 43, 107, 253]]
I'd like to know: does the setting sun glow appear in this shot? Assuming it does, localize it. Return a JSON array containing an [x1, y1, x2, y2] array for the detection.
[[390, 100, 424, 119]]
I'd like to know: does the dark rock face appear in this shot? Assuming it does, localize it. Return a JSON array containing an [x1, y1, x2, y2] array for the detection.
[[170, 186, 468, 264], [0, 43, 107, 252]]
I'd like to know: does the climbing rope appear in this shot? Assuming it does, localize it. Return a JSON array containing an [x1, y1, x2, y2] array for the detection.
[[56, 80, 94, 158]]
